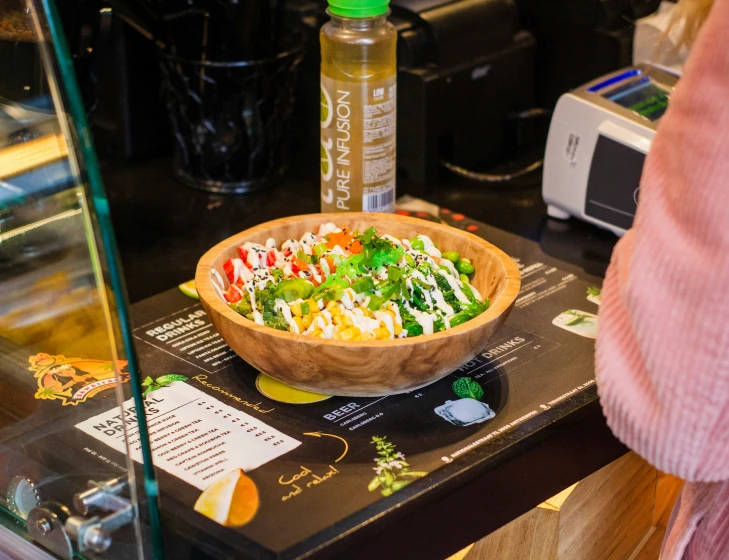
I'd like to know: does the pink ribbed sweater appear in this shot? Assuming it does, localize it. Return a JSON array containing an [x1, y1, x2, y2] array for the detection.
[[594, 1, 729, 559]]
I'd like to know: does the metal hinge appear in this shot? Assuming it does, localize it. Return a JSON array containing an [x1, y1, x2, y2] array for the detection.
[[27, 475, 134, 559]]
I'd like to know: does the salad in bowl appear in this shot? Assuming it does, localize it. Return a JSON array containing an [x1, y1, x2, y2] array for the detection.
[[213, 223, 489, 341], [196, 212, 520, 396]]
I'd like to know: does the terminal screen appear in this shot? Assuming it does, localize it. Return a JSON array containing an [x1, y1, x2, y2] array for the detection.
[[605, 77, 670, 121]]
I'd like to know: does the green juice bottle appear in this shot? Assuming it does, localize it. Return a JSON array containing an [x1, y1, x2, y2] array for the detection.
[[320, 0, 397, 213]]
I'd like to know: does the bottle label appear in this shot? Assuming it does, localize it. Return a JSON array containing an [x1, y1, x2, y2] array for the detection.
[[320, 74, 396, 213]]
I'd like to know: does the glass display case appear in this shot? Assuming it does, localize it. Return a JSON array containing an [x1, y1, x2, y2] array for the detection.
[[0, 3, 611, 560], [0, 1, 160, 557]]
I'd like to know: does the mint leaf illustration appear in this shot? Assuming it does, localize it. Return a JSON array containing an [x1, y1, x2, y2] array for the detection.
[[143, 385, 161, 398], [155, 374, 188, 386], [452, 377, 484, 400]]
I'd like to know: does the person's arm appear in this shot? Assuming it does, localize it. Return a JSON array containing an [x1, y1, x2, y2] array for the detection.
[[595, 0, 729, 483]]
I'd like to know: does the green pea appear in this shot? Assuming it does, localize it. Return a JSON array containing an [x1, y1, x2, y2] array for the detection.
[[410, 238, 425, 251], [441, 251, 460, 263], [459, 273, 470, 284], [455, 260, 475, 275]]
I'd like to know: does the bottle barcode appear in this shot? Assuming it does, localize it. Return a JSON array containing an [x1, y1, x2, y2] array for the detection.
[[363, 188, 395, 212]]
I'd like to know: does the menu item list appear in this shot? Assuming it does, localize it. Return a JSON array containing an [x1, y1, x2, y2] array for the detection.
[[76, 383, 301, 490]]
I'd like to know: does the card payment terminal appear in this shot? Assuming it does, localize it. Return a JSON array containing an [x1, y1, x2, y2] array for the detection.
[[542, 64, 679, 236]]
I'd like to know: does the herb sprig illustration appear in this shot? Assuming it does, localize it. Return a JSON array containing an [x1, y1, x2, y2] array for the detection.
[[452, 377, 484, 400], [368, 436, 427, 496], [565, 309, 591, 326], [586, 286, 601, 297], [142, 374, 188, 398]]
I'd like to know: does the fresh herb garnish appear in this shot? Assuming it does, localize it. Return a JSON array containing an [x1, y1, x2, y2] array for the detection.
[[449, 300, 489, 328], [387, 265, 404, 282], [397, 302, 424, 337], [351, 276, 375, 294]]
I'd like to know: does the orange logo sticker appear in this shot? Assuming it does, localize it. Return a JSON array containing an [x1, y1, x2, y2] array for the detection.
[[29, 353, 129, 406]]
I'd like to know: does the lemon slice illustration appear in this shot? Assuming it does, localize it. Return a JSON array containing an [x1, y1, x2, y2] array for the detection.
[[178, 280, 199, 300], [194, 469, 259, 527], [321, 138, 333, 182], [321, 85, 333, 128], [256, 373, 331, 404]]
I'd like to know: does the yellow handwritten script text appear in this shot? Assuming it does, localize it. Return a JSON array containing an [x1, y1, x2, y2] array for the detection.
[[192, 374, 274, 414], [279, 465, 340, 502]]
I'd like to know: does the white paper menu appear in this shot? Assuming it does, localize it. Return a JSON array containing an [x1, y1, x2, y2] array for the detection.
[[76, 382, 300, 490]]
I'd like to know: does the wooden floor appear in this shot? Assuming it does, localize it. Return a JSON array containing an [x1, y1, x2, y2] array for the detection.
[[447, 453, 683, 560]]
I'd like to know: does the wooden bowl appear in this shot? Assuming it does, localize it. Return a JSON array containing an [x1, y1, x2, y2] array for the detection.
[[196, 213, 521, 397]]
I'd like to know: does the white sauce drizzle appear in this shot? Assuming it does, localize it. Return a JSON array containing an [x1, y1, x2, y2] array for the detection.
[[416, 235, 442, 258], [211, 269, 226, 289], [382, 234, 402, 246], [374, 311, 395, 339], [318, 222, 340, 236], [440, 258, 459, 277], [404, 301, 434, 335], [320, 258, 330, 275], [354, 308, 381, 333], [431, 288, 455, 316], [246, 282, 257, 311], [274, 300, 299, 334], [309, 266, 322, 284], [340, 289, 356, 310], [468, 283, 483, 301], [444, 274, 472, 304]]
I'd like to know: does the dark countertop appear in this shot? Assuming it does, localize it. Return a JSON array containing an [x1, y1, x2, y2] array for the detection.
[[101, 158, 619, 304], [102, 158, 627, 559]]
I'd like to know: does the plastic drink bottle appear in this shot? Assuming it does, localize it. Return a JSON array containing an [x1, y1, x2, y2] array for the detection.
[[320, 0, 397, 213]]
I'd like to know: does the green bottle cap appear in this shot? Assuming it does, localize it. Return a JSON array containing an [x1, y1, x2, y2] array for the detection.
[[328, 0, 389, 18]]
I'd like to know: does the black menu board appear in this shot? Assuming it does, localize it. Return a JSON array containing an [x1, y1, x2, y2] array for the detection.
[[73, 212, 603, 559]]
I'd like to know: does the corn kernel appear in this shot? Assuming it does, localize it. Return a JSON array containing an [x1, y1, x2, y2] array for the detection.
[[302, 314, 313, 329], [361, 331, 375, 341], [333, 315, 343, 326], [335, 325, 347, 333], [339, 328, 355, 340], [311, 329, 323, 338], [394, 323, 402, 335], [293, 316, 305, 332], [385, 309, 395, 317], [326, 300, 337, 310], [343, 315, 354, 327], [290, 302, 302, 316], [330, 305, 341, 316], [374, 327, 390, 340]]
